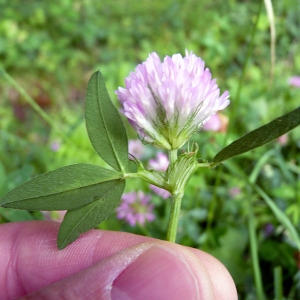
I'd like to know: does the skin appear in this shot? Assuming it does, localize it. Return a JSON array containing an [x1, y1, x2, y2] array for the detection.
[[0, 221, 238, 300]]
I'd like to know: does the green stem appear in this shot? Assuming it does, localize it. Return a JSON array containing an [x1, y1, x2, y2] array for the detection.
[[254, 185, 300, 250], [248, 198, 266, 300], [274, 266, 283, 300], [166, 192, 183, 242], [169, 149, 178, 167]]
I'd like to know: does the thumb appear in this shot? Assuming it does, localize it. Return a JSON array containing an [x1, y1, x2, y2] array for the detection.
[[24, 240, 237, 300]]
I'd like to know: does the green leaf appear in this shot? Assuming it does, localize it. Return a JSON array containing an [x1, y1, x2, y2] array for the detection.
[[211, 106, 300, 167], [0, 164, 122, 210], [86, 70, 129, 172], [57, 179, 125, 249]]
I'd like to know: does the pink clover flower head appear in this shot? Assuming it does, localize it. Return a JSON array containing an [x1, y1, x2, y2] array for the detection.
[[116, 191, 155, 226], [288, 76, 300, 87], [115, 50, 230, 150]]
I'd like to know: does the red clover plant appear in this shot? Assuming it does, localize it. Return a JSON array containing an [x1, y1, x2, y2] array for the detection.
[[0, 51, 299, 249]]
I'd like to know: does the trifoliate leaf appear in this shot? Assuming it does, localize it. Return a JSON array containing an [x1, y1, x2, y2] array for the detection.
[[57, 179, 125, 249], [0, 164, 122, 210], [86, 71, 129, 173]]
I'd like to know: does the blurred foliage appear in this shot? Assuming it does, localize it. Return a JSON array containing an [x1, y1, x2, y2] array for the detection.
[[1, 0, 300, 298]]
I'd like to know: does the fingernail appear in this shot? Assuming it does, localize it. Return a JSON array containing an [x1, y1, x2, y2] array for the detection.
[[111, 244, 213, 300]]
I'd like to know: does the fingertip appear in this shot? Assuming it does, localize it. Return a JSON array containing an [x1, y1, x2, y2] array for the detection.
[[25, 241, 217, 300], [190, 249, 238, 300], [111, 241, 215, 300]]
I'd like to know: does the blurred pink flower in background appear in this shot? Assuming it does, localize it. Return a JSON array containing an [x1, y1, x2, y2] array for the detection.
[[148, 152, 171, 199], [263, 223, 274, 238], [277, 134, 289, 145], [42, 210, 66, 222], [128, 139, 145, 159], [148, 152, 169, 171], [50, 141, 61, 152], [229, 187, 241, 199], [116, 51, 230, 150], [203, 114, 222, 131], [288, 76, 300, 87], [116, 191, 155, 226], [150, 183, 170, 199], [203, 113, 229, 132]]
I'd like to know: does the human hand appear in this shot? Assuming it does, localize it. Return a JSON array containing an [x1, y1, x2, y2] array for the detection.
[[0, 221, 237, 299]]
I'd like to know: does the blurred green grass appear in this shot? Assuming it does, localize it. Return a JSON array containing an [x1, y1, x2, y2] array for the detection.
[[1, 0, 300, 298]]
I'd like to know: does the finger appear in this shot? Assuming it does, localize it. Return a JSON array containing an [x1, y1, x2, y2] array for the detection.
[[1, 221, 237, 299], [188, 248, 238, 299], [1, 221, 150, 299], [24, 240, 236, 300]]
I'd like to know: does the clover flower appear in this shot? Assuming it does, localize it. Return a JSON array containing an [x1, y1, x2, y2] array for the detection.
[[116, 50, 230, 150], [116, 191, 155, 226]]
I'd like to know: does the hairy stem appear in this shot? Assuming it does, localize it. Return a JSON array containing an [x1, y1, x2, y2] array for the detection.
[[166, 191, 183, 242], [168, 149, 178, 167]]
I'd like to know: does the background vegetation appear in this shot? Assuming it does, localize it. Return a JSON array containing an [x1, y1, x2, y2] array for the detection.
[[1, 0, 300, 298]]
